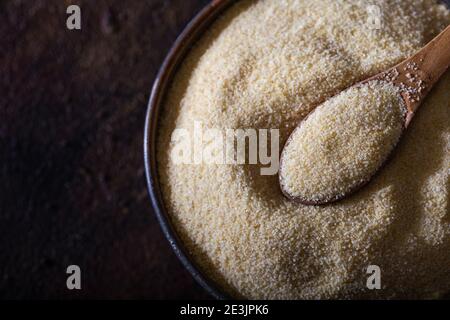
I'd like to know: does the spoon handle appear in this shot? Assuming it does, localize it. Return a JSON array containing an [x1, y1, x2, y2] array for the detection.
[[393, 25, 450, 114]]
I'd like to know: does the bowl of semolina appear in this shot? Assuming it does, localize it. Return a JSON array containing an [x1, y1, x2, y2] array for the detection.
[[144, 0, 450, 299]]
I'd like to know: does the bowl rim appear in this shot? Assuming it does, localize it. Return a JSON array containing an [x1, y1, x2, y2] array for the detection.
[[143, 0, 235, 300]]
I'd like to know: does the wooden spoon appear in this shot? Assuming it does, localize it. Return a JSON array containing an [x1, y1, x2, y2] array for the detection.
[[279, 25, 450, 205]]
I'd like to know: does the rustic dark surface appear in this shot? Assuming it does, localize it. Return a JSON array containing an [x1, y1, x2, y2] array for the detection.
[[2, 0, 450, 301], [0, 0, 211, 299]]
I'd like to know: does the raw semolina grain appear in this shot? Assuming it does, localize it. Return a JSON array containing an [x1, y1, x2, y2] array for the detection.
[[157, 0, 450, 299], [280, 80, 407, 204]]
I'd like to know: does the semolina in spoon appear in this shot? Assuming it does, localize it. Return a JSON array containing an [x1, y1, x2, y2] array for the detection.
[[279, 25, 450, 205]]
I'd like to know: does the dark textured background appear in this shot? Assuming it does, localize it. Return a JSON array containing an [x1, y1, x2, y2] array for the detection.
[[0, 0, 211, 299], [2, 0, 450, 301]]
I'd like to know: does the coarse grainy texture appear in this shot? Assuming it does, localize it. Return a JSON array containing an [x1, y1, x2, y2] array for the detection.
[[157, 0, 450, 299], [280, 81, 406, 204]]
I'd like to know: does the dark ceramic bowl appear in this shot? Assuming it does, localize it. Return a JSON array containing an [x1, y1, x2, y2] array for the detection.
[[144, 0, 450, 300]]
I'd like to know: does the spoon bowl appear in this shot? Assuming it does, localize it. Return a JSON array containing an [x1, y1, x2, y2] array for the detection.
[[280, 25, 450, 205]]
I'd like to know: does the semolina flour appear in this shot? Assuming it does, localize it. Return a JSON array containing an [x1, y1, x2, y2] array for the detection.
[[157, 0, 450, 299], [280, 80, 407, 204]]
